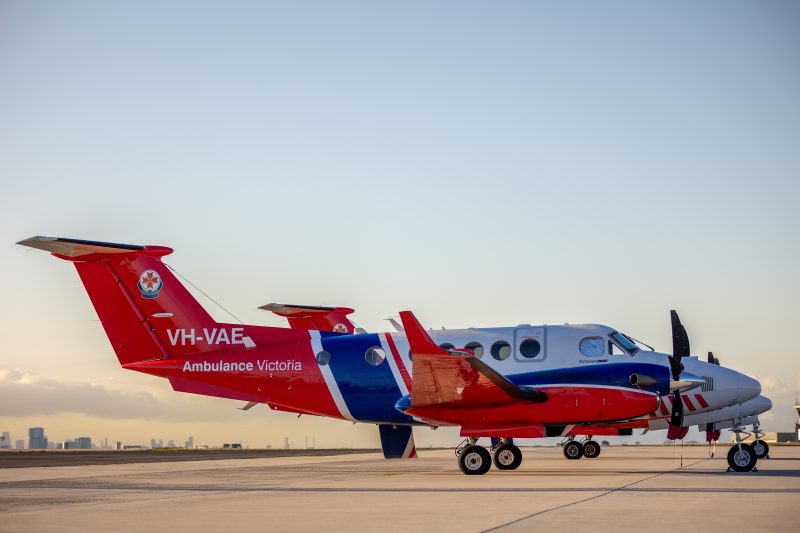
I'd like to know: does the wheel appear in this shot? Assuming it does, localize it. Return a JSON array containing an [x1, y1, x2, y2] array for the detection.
[[493, 443, 522, 470], [583, 440, 601, 458], [458, 445, 492, 475], [563, 440, 584, 460], [727, 443, 757, 472], [752, 440, 769, 459]]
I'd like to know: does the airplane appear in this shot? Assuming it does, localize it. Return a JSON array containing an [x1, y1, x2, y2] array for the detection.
[[17, 236, 767, 474]]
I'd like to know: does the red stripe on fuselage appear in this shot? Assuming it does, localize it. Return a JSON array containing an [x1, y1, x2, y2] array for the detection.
[[694, 394, 708, 408], [683, 395, 696, 411], [386, 333, 412, 391]]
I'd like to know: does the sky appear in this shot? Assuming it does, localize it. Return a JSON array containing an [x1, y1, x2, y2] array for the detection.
[[0, 1, 798, 449]]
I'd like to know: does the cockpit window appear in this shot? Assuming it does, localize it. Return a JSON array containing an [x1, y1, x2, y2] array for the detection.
[[579, 337, 605, 356], [609, 332, 639, 355]]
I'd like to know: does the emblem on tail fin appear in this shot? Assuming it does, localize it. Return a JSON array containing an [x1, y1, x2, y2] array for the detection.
[[137, 270, 163, 299]]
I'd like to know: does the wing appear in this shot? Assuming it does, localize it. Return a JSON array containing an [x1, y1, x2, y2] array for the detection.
[[399, 311, 546, 409]]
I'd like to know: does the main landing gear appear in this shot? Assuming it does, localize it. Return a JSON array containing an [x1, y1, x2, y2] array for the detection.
[[456, 438, 523, 475], [727, 422, 759, 473], [561, 436, 601, 460]]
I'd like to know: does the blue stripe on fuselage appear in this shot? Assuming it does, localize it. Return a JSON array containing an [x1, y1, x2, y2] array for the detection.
[[320, 332, 413, 424], [508, 362, 670, 395]]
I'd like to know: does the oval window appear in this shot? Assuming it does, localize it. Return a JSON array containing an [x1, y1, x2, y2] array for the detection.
[[408, 350, 413, 361], [439, 343, 455, 351], [579, 337, 605, 357], [365, 347, 386, 366], [464, 341, 484, 358], [315, 350, 331, 365], [491, 340, 512, 360], [519, 339, 542, 359]]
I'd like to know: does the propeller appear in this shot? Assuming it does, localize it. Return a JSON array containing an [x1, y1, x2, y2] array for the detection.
[[667, 310, 690, 439]]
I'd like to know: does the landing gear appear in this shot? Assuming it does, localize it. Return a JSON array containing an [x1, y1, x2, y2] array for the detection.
[[727, 443, 757, 472], [752, 422, 769, 459], [752, 440, 769, 459], [492, 441, 522, 470], [456, 438, 491, 475], [727, 422, 758, 473], [583, 440, 601, 459], [562, 440, 584, 460]]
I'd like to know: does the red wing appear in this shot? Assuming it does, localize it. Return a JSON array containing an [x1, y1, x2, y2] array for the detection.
[[399, 311, 546, 409]]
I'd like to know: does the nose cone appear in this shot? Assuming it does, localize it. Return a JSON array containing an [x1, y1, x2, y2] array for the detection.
[[737, 373, 761, 404]]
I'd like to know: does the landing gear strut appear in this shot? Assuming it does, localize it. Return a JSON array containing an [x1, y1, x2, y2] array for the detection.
[[727, 422, 758, 473], [491, 438, 522, 470]]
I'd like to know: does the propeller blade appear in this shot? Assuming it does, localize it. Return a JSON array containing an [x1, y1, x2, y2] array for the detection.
[[669, 390, 684, 428], [670, 310, 690, 359]]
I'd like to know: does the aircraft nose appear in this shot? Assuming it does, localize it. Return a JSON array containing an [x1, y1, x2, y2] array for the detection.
[[737, 374, 761, 403]]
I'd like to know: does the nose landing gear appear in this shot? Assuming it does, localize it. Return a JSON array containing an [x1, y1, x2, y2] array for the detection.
[[751, 422, 770, 459], [727, 422, 759, 473]]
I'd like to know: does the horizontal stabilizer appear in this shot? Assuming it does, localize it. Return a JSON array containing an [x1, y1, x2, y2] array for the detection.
[[17, 236, 144, 257], [260, 303, 356, 333]]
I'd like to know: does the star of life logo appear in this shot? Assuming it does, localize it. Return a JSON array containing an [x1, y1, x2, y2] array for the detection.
[[137, 270, 163, 299], [332, 323, 349, 333]]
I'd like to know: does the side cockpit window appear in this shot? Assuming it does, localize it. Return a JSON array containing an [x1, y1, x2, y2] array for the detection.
[[609, 331, 640, 355], [579, 337, 604, 357]]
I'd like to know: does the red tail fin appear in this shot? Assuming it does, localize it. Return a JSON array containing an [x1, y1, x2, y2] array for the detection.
[[18, 236, 303, 365]]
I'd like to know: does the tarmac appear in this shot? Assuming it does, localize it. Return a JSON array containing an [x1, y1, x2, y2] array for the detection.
[[1, 445, 797, 532]]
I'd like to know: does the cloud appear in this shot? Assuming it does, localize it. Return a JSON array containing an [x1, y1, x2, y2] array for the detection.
[[0, 369, 240, 422]]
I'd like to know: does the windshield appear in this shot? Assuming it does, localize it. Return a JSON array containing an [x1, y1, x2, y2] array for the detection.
[[609, 332, 640, 355]]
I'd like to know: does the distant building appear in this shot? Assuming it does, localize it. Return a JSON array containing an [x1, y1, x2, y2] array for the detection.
[[15, 440, 24, 449], [75, 437, 92, 449], [167, 440, 175, 448], [0, 432, 10, 449], [185, 436, 194, 449], [28, 427, 48, 449]]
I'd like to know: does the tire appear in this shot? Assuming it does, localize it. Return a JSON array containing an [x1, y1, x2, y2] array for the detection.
[[563, 441, 584, 460], [752, 440, 769, 459], [583, 440, 601, 459], [493, 443, 523, 470], [727, 443, 757, 472], [459, 445, 492, 475]]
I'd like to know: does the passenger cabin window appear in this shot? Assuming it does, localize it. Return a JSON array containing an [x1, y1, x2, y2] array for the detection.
[[491, 341, 512, 360], [365, 347, 386, 366], [609, 332, 639, 355], [439, 343, 455, 351], [519, 339, 542, 359], [579, 337, 604, 357], [464, 342, 484, 358]]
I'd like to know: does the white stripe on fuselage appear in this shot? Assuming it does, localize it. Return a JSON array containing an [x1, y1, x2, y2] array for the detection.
[[309, 330, 356, 422], [380, 333, 409, 397]]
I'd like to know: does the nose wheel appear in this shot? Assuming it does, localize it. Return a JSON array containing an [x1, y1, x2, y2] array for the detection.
[[727, 421, 759, 472], [751, 422, 769, 459]]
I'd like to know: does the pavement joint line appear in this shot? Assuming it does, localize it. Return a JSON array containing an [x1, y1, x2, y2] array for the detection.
[[480, 458, 710, 532]]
